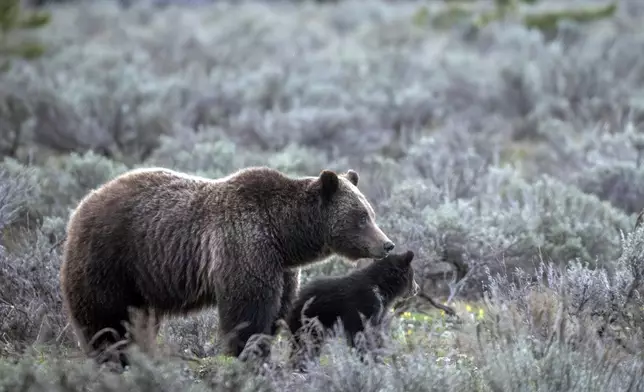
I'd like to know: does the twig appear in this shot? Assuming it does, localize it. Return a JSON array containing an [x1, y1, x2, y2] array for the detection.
[[418, 292, 456, 316]]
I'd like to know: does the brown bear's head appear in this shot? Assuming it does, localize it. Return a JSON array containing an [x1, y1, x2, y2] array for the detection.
[[313, 169, 395, 261]]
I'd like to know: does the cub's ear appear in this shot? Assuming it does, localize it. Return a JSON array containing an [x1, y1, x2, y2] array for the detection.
[[344, 170, 359, 186], [401, 250, 415, 266], [319, 170, 339, 201]]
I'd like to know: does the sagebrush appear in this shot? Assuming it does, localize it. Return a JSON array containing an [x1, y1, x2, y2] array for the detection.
[[1, 0, 644, 390]]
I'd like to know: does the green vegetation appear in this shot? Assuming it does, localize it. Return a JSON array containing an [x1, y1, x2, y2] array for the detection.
[[413, 0, 618, 39], [523, 2, 618, 33], [0, 0, 50, 69]]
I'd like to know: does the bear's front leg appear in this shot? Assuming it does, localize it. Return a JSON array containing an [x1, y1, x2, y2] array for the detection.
[[271, 268, 301, 336], [216, 273, 283, 360]]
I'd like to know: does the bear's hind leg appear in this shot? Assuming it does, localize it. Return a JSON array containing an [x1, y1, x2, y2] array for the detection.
[[216, 278, 282, 361]]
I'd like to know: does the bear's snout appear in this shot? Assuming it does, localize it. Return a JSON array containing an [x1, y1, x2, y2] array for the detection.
[[384, 241, 395, 253], [369, 240, 394, 259], [366, 224, 394, 259]]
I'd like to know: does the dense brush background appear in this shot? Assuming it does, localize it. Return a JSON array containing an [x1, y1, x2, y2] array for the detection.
[[2, 0, 644, 390]]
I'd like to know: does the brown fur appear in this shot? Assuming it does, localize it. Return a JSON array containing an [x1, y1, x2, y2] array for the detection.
[[59, 166, 394, 365]]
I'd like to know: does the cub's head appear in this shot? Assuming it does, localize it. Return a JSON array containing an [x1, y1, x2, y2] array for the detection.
[[379, 250, 420, 301], [311, 169, 394, 260]]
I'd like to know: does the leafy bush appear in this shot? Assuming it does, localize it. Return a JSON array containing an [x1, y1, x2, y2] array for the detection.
[[378, 164, 632, 299], [0, 168, 34, 232], [0, 216, 69, 348], [535, 123, 644, 214]]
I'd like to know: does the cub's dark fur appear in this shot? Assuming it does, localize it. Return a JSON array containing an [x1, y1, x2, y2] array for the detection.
[[60, 166, 394, 366], [287, 250, 419, 363]]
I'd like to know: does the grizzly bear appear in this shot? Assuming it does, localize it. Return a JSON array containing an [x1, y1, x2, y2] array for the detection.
[[59, 166, 395, 366], [286, 250, 419, 366]]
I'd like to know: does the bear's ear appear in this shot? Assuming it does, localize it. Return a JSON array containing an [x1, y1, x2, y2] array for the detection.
[[319, 170, 339, 201], [344, 170, 359, 186]]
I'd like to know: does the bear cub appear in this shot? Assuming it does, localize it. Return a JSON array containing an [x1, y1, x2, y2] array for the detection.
[[287, 250, 419, 365]]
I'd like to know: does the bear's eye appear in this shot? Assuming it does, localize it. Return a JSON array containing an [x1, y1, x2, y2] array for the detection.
[[359, 214, 369, 226]]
